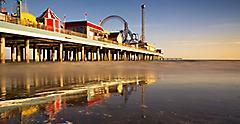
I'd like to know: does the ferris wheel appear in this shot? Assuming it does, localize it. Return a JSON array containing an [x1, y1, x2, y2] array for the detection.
[[100, 15, 139, 43]]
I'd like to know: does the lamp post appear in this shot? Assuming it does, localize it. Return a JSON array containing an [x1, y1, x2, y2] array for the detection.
[[141, 4, 146, 42]]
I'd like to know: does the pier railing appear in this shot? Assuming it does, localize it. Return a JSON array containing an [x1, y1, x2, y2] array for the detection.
[[0, 15, 159, 54]]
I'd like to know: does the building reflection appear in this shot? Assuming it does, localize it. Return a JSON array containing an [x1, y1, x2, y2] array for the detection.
[[0, 71, 157, 123]]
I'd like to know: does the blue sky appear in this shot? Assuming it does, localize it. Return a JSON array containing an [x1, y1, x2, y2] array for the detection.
[[4, 0, 240, 59]]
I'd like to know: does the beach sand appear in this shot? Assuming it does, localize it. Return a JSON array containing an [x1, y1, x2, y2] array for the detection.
[[0, 61, 240, 124]]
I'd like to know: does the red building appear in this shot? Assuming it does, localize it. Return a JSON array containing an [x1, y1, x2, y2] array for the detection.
[[65, 21, 104, 40], [37, 7, 61, 32]]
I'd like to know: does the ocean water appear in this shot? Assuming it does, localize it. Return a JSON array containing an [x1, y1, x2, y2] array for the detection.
[[0, 61, 240, 124]]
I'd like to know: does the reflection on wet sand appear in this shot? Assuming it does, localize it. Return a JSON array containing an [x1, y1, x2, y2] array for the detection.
[[0, 72, 157, 123]]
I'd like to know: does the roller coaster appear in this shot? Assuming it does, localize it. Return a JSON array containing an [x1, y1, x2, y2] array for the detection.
[[100, 15, 140, 44]]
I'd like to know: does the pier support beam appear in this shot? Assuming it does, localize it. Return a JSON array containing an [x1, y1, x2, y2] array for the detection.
[[20, 47, 24, 62], [0, 36, 5, 64], [108, 49, 111, 61], [129, 52, 132, 61], [117, 51, 120, 61], [70, 50, 73, 61], [134, 53, 137, 61], [101, 52, 104, 61], [91, 50, 94, 61], [124, 52, 127, 61], [42, 49, 46, 61], [39, 49, 43, 62], [59, 43, 63, 62], [112, 53, 115, 61], [47, 49, 51, 61], [16, 45, 21, 62], [75, 48, 79, 61], [150, 55, 153, 61], [78, 48, 81, 61], [51, 47, 56, 62], [81, 46, 85, 62], [64, 50, 68, 61], [34, 46, 39, 62], [104, 52, 108, 61], [25, 39, 30, 63], [11, 46, 16, 62], [97, 48, 100, 61]]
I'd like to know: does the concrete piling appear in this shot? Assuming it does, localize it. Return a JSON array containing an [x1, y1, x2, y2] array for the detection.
[[75, 48, 79, 61], [16, 45, 21, 62], [25, 39, 30, 63], [124, 52, 127, 61], [81, 46, 85, 62], [59, 43, 63, 62], [0, 37, 161, 64], [97, 48, 100, 61], [51, 47, 56, 62], [33, 46, 39, 62], [39, 49, 43, 62], [11, 46, 15, 62], [117, 51, 120, 61], [91, 50, 94, 61], [108, 49, 111, 61], [0, 36, 5, 64]]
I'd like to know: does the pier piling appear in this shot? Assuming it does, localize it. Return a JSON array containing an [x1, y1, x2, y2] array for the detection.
[[108, 49, 111, 61], [97, 48, 100, 61], [81, 46, 85, 62], [59, 43, 63, 62], [11, 46, 15, 62], [0, 35, 5, 64], [25, 39, 30, 63], [16, 45, 21, 62], [51, 47, 56, 62]]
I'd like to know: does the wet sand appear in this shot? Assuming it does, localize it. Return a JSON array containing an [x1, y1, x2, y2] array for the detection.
[[0, 61, 240, 124]]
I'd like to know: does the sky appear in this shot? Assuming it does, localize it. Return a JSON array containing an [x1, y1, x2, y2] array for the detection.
[[4, 0, 240, 59]]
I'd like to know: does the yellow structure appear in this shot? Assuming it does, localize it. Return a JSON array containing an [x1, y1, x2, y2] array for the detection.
[[21, 106, 39, 116], [146, 43, 156, 52], [20, 12, 37, 26]]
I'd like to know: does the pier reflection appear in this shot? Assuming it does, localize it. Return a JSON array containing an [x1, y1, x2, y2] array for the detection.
[[0, 71, 157, 123]]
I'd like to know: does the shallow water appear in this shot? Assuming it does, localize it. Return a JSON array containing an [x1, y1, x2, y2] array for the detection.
[[0, 61, 240, 124]]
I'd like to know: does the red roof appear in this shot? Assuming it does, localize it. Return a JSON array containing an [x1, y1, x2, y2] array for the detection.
[[37, 7, 61, 21], [65, 21, 103, 31]]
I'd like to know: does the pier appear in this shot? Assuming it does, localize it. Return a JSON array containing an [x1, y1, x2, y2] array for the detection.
[[0, 19, 162, 64], [0, 1, 163, 64], [0, 8, 163, 63]]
